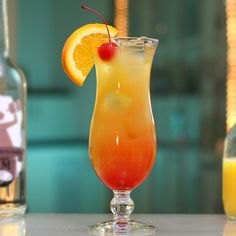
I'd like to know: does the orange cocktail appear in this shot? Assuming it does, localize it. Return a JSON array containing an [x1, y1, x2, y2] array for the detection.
[[61, 6, 159, 231], [89, 41, 157, 190]]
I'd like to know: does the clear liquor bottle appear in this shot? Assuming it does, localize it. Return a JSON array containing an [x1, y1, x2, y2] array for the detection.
[[0, 0, 27, 217]]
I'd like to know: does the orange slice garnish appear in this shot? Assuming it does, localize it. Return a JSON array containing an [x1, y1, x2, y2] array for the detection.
[[62, 23, 118, 86]]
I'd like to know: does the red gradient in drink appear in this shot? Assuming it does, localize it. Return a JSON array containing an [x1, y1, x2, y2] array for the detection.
[[89, 47, 157, 190]]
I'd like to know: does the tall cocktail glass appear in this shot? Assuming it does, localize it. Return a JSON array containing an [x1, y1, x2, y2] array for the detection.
[[89, 37, 158, 234]]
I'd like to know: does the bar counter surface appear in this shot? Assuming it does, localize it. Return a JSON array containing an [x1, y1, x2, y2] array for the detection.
[[0, 214, 234, 235]]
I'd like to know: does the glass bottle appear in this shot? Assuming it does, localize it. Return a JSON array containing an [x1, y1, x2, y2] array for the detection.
[[223, 124, 236, 220], [0, 0, 27, 217]]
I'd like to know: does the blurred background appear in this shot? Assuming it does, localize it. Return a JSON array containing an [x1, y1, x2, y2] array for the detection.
[[10, 0, 227, 213]]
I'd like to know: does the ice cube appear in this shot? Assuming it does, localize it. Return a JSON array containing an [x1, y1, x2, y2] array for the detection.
[[103, 92, 132, 112]]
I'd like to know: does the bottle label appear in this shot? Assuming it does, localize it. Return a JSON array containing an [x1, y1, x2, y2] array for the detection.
[[0, 95, 23, 187], [0, 95, 22, 147]]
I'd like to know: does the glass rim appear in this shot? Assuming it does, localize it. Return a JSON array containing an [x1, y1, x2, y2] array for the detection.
[[92, 36, 159, 47]]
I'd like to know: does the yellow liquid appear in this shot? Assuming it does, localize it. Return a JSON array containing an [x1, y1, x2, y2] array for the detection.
[[223, 158, 236, 218]]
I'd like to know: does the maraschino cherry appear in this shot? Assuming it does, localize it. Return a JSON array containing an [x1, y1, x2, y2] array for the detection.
[[81, 5, 117, 61]]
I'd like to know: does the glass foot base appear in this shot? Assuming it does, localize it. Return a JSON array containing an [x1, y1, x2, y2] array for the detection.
[[226, 215, 236, 220], [0, 204, 26, 219], [88, 220, 156, 235]]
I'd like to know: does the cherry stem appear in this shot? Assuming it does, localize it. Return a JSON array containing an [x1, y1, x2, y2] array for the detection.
[[81, 5, 111, 42]]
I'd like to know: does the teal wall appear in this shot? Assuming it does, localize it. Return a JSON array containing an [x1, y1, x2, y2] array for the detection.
[[27, 145, 111, 213]]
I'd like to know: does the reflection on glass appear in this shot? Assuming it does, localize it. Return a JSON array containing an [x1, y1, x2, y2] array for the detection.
[[224, 220, 236, 236], [0, 218, 25, 236]]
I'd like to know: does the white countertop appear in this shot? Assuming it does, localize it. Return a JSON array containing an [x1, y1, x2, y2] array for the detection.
[[0, 214, 234, 236]]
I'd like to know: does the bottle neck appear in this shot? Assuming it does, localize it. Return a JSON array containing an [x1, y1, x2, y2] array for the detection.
[[0, 0, 9, 57]]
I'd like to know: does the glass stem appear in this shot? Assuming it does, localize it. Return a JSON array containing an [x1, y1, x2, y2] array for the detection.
[[110, 190, 134, 222]]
